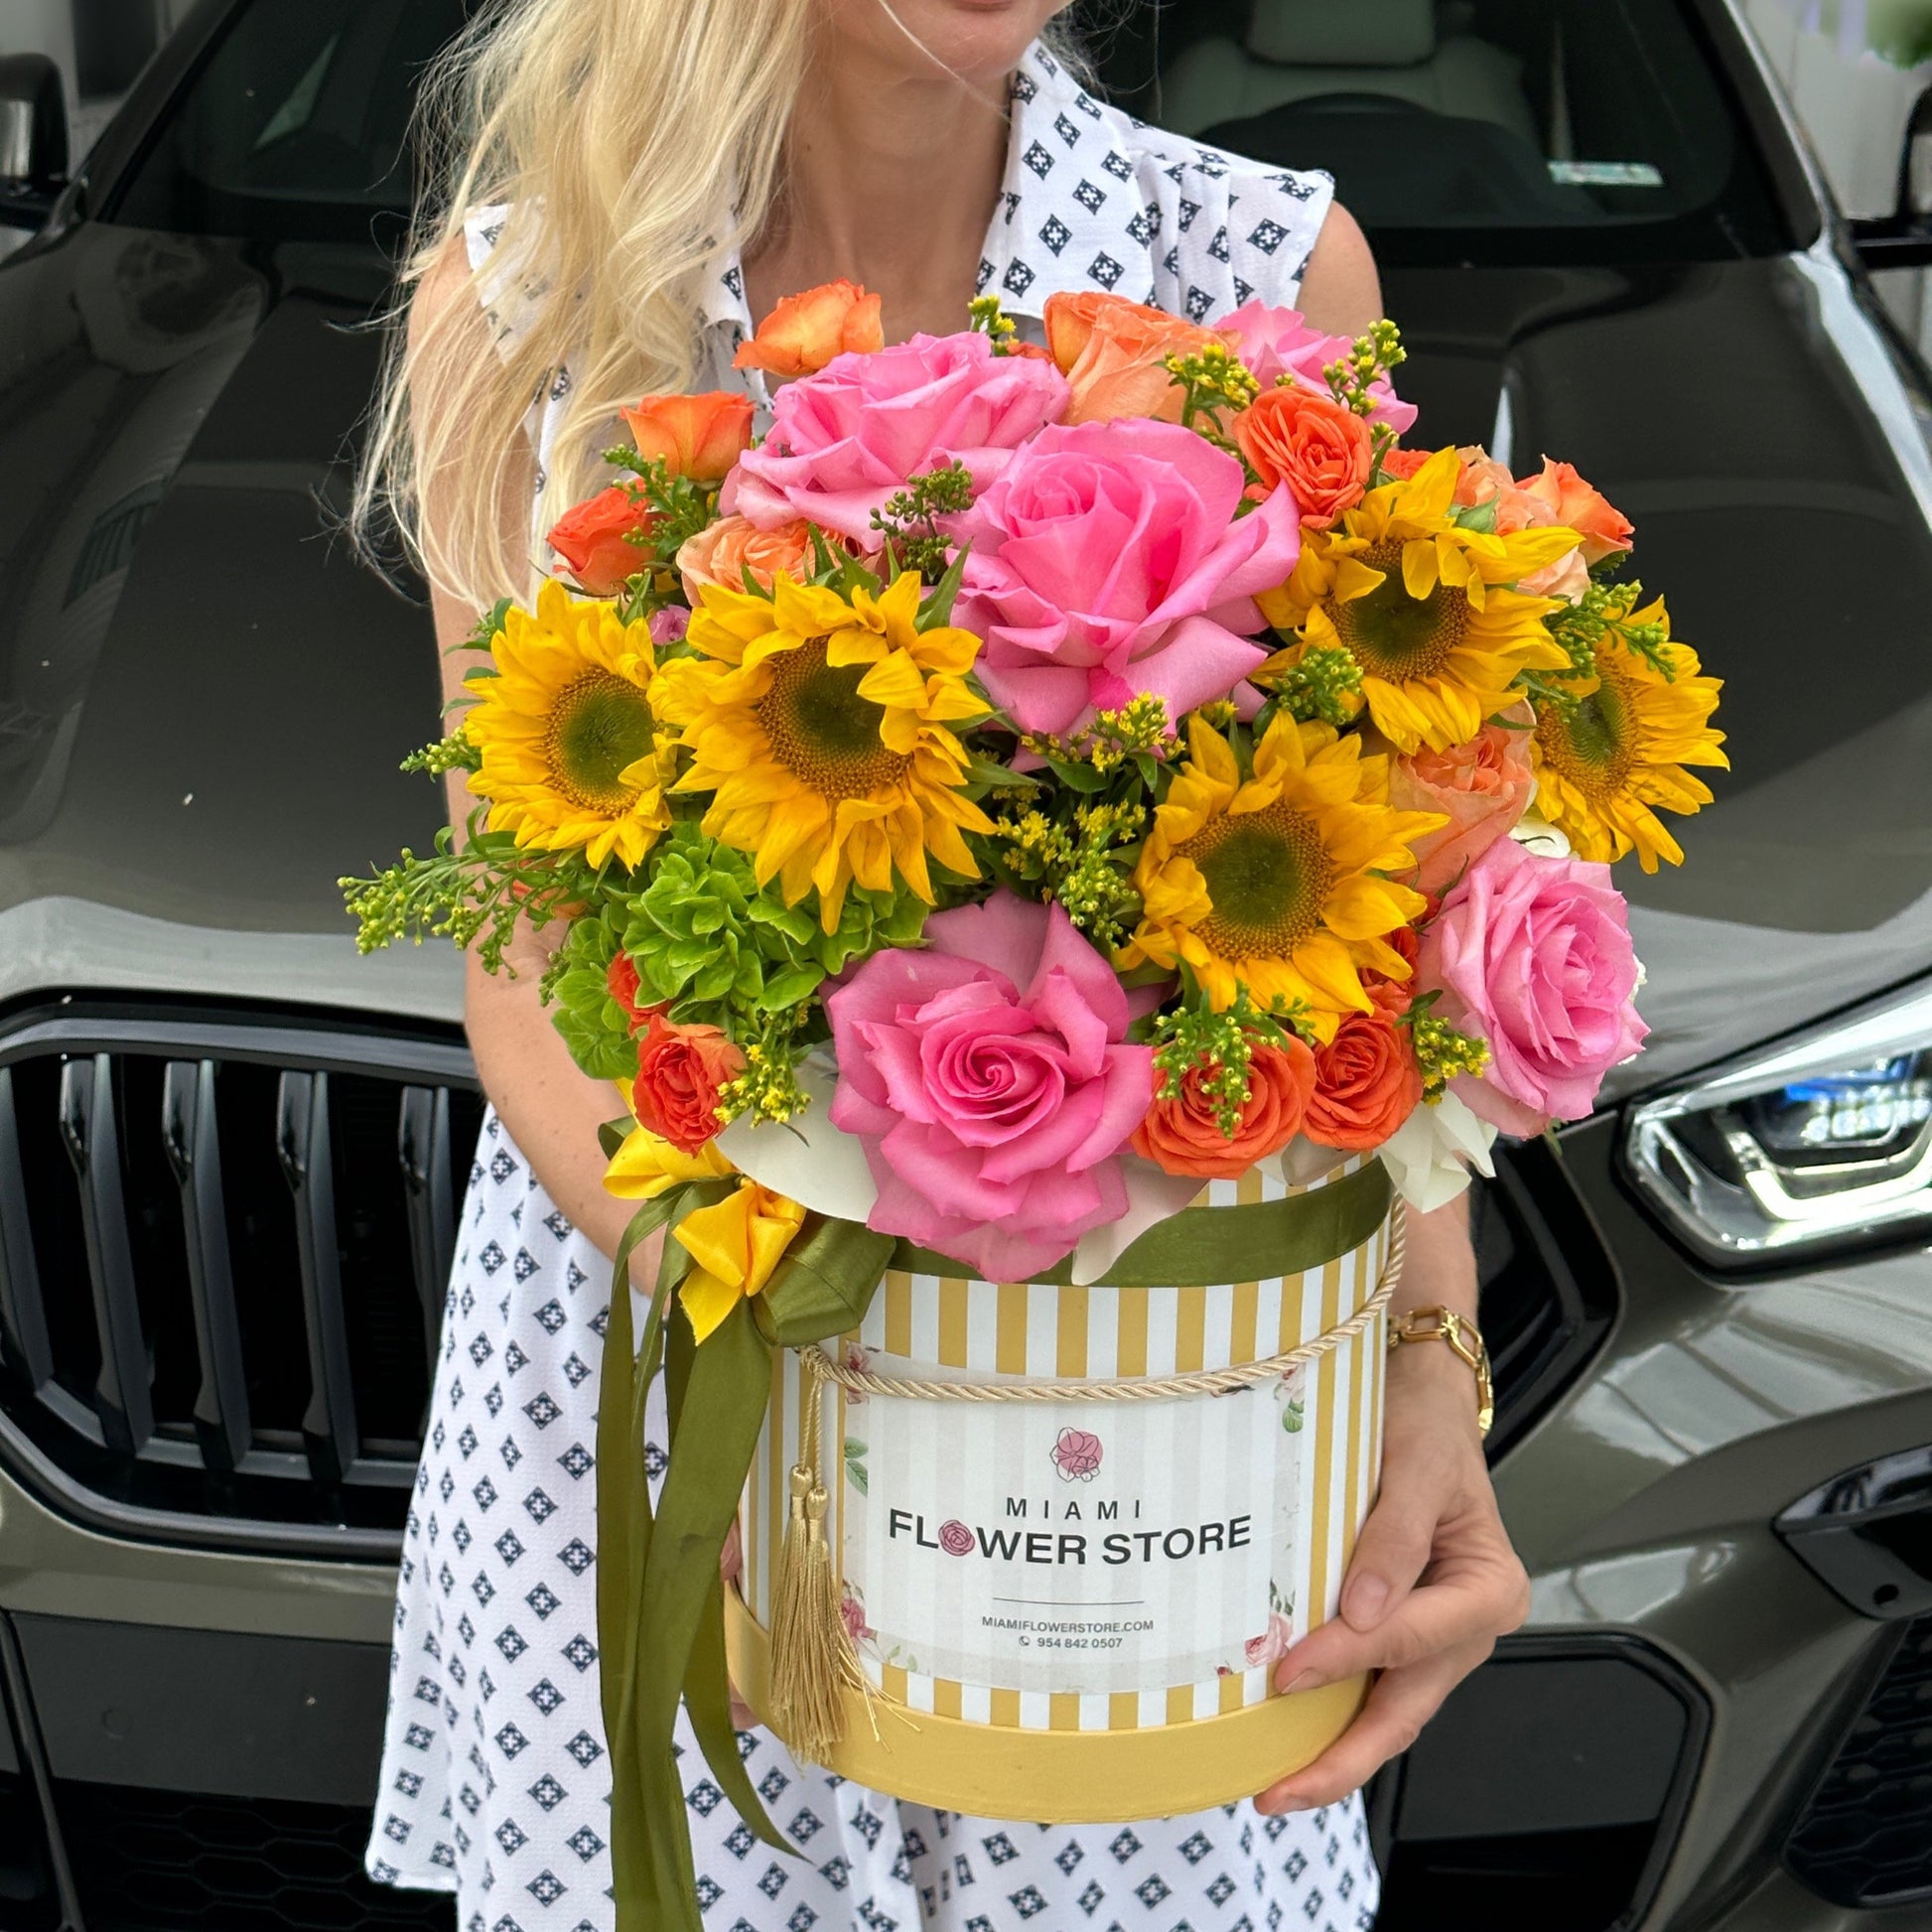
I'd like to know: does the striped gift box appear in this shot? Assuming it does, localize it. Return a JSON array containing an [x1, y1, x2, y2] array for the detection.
[[727, 1156, 1394, 1822]]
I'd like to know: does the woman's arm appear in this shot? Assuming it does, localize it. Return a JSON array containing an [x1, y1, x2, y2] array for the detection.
[[1256, 1192, 1531, 1812], [411, 240, 643, 1265], [1295, 202, 1384, 341]]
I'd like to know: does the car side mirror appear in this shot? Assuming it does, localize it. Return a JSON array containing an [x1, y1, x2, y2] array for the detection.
[[1853, 85, 1932, 268], [0, 53, 69, 232]]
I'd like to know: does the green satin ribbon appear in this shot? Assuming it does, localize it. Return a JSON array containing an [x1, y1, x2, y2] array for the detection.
[[890, 1159, 1391, 1288], [599, 1157, 1388, 1931]]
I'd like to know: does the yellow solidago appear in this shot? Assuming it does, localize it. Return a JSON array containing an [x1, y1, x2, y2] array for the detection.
[[1532, 611, 1726, 871], [1119, 715, 1446, 1037], [1259, 446, 1581, 754], [649, 572, 993, 930], [463, 581, 673, 870]]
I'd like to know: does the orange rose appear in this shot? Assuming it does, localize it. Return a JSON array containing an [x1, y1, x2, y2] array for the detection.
[[546, 484, 654, 597], [677, 515, 829, 602], [1131, 1040, 1317, 1180], [1520, 458, 1634, 566], [1380, 447, 1438, 482], [621, 391, 754, 482], [1043, 290, 1219, 425], [1388, 700, 1537, 896], [733, 280, 884, 378], [1360, 923, 1421, 1019], [1233, 387, 1372, 528], [631, 1012, 746, 1155], [1453, 448, 1590, 601], [1304, 1013, 1424, 1152]]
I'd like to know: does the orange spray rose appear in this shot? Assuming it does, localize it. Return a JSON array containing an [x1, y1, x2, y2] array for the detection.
[[1233, 386, 1373, 527], [631, 1013, 746, 1154], [1304, 1013, 1424, 1151], [546, 485, 654, 597], [1042, 290, 1220, 425], [734, 280, 885, 378], [621, 391, 754, 482], [1132, 1039, 1318, 1180], [676, 515, 830, 602]]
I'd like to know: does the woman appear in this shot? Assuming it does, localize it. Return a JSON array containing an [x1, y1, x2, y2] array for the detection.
[[355, 3, 1530, 1928]]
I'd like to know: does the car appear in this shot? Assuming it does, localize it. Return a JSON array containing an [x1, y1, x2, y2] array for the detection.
[[0, 2, 1928, 1928]]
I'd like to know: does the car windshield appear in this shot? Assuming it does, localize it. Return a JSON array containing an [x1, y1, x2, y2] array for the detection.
[[106, 0, 1790, 263], [1104, 0, 1791, 264], [105, 0, 471, 242]]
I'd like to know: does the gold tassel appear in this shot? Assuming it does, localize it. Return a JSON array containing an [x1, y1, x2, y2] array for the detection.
[[766, 1371, 865, 1766]]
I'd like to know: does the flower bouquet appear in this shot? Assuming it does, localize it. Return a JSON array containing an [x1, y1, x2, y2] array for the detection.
[[346, 278, 1724, 1926]]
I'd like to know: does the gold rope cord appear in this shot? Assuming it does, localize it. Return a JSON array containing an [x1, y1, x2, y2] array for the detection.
[[800, 1200, 1407, 1407]]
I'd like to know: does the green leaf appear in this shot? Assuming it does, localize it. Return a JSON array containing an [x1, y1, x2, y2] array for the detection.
[[917, 542, 970, 629], [1044, 755, 1111, 795]]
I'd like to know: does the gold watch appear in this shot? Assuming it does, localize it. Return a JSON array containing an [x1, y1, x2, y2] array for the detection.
[[1388, 1307, 1495, 1439]]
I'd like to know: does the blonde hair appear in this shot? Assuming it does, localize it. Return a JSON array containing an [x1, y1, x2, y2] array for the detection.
[[354, 1, 1090, 611], [352, 0, 814, 610]]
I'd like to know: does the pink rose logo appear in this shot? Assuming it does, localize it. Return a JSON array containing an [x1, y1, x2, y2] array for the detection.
[[827, 894, 1155, 1281], [1052, 1428, 1103, 1482], [1245, 1612, 1293, 1670], [938, 1519, 975, 1557]]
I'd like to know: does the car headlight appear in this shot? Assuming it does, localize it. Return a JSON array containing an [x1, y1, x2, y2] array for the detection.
[[1625, 979, 1932, 1265]]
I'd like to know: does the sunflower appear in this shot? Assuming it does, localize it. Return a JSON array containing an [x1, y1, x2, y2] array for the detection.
[[463, 580, 672, 869], [1258, 446, 1583, 754], [648, 571, 993, 930], [1119, 715, 1447, 1036], [1531, 610, 1725, 872]]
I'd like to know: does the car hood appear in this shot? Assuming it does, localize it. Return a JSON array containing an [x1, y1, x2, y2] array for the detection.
[[1, 225, 1929, 1082]]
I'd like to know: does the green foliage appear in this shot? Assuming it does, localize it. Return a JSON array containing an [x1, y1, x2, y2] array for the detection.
[[990, 799, 1146, 949], [870, 463, 976, 582], [621, 823, 928, 1023], [400, 731, 481, 777], [1530, 574, 1674, 718], [542, 906, 643, 1083], [339, 824, 593, 973], [1262, 644, 1364, 730]]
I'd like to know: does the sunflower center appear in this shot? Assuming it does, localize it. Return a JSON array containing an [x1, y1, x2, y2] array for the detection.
[[1183, 802, 1335, 960], [1537, 666, 1635, 799], [1331, 538, 1467, 681], [757, 635, 910, 800], [544, 670, 657, 814]]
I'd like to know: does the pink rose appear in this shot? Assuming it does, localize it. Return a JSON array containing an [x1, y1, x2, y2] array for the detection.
[[952, 419, 1302, 739], [826, 894, 1155, 1280], [1388, 701, 1537, 895], [722, 331, 1068, 548], [1245, 1612, 1293, 1670], [1051, 1428, 1103, 1482], [1214, 301, 1419, 436], [1419, 839, 1649, 1137], [938, 1519, 976, 1556]]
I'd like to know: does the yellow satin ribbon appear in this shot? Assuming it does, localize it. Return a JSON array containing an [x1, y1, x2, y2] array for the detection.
[[675, 1181, 808, 1343], [603, 1122, 735, 1199]]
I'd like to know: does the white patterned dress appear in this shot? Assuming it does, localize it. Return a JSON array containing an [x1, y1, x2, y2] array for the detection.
[[367, 40, 1380, 1932]]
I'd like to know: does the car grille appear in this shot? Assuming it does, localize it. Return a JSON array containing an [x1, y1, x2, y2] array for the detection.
[[1785, 1614, 1932, 1907], [0, 1002, 482, 1557], [55, 1782, 452, 1931]]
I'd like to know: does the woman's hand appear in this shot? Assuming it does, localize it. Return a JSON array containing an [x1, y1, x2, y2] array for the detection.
[[1254, 1241, 1530, 1813]]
